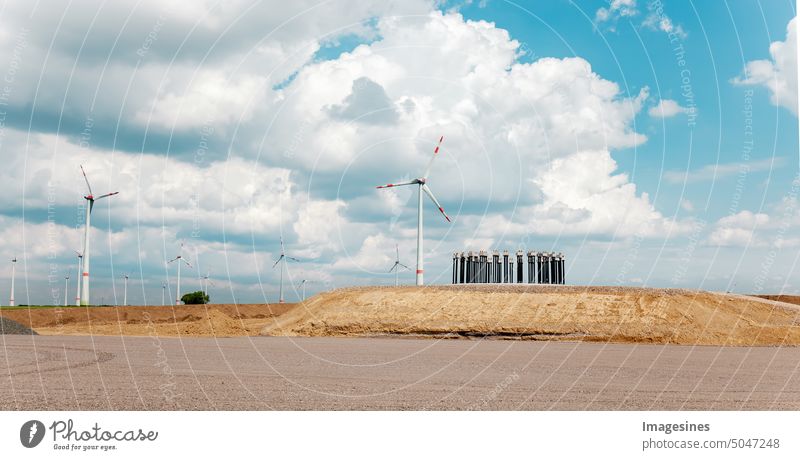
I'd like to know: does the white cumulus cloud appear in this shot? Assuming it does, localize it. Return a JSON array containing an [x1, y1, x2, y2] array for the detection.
[[733, 16, 797, 115]]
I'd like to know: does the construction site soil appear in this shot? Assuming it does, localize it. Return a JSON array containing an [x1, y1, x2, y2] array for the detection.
[[262, 285, 800, 346], [2, 286, 799, 346], [0, 303, 295, 337]]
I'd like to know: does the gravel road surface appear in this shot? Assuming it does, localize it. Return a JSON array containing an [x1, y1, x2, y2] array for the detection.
[[1, 335, 798, 410]]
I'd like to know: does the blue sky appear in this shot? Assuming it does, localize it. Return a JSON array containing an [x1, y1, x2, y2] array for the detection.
[[0, 0, 797, 305]]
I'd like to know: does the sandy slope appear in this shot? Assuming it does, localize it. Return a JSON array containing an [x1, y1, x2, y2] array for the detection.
[[261, 285, 800, 346], [2, 303, 295, 337]]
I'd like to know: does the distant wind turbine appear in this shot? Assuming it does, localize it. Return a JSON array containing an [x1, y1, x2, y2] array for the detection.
[[376, 136, 451, 285], [296, 279, 315, 301], [122, 274, 129, 306], [201, 272, 215, 301], [64, 273, 70, 307], [273, 238, 299, 304], [73, 251, 83, 306], [388, 244, 411, 286], [161, 282, 166, 306], [8, 256, 16, 307], [168, 244, 192, 306], [79, 165, 119, 306]]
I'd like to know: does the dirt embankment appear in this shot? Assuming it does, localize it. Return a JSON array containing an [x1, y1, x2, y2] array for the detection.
[[261, 285, 800, 346], [1, 303, 296, 337], [755, 295, 800, 307]]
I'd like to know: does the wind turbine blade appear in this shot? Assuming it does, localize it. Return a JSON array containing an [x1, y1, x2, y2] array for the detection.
[[398, 263, 411, 270], [422, 135, 444, 179], [80, 165, 94, 196], [395, 244, 399, 261], [421, 184, 451, 222], [95, 191, 119, 200], [376, 179, 417, 189], [389, 262, 398, 273], [167, 257, 179, 264], [272, 255, 284, 268], [286, 256, 300, 262]]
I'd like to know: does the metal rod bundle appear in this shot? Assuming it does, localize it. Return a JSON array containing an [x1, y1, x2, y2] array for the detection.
[[452, 250, 566, 285]]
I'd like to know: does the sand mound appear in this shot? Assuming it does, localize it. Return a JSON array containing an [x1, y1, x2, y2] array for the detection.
[[180, 309, 248, 336], [261, 285, 800, 346]]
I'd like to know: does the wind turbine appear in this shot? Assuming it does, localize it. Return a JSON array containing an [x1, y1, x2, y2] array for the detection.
[[168, 245, 192, 306], [79, 165, 119, 306], [376, 136, 451, 286], [296, 279, 314, 301], [64, 273, 70, 307], [73, 251, 83, 306], [201, 272, 215, 301], [121, 274, 129, 306], [161, 282, 166, 306], [388, 244, 411, 286], [8, 257, 16, 306], [273, 238, 299, 304]]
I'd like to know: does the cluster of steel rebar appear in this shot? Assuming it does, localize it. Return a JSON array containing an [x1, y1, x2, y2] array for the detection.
[[452, 250, 565, 284]]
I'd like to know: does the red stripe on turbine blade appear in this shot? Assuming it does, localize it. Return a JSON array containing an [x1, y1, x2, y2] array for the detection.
[[434, 147, 439, 154], [439, 136, 444, 142]]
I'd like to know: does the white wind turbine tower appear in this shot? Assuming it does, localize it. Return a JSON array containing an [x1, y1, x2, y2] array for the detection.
[[273, 238, 299, 304], [161, 282, 167, 306], [168, 245, 192, 306], [376, 136, 451, 286], [388, 244, 411, 287], [121, 274, 129, 306], [8, 256, 16, 307], [201, 272, 215, 302], [73, 251, 83, 306], [296, 279, 314, 301], [79, 165, 119, 306], [64, 273, 70, 307]]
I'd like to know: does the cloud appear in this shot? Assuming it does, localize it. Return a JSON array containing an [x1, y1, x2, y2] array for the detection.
[[267, 12, 665, 237], [326, 77, 400, 124], [663, 158, 784, 184], [596, 0, 638, 23], [648, 99, 690, 118], [524, 149, 680, 237], [0, 129, 299, 238], [595, 0, 687, 39], [0, 0, 435, 150], [708, 211, 769, 247], [732, 16, 797, 115], [643, 10, 687, 39], [0, 4, 716, 302]]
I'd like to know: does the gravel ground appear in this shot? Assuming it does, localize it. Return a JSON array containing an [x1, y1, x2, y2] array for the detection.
[[0, 316, 37, 335], [2, 335, 799, 410]]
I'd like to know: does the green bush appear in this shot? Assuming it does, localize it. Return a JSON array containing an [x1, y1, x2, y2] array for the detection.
[[181, 291, 209, 305]]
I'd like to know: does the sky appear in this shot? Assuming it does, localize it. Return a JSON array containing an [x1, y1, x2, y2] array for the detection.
[[0, 0, 797, 305]]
